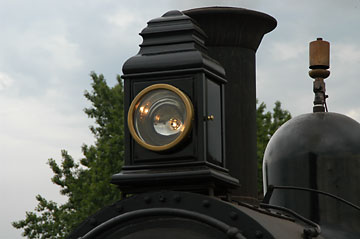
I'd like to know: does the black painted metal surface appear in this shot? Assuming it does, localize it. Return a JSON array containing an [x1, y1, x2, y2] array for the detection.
[[184, 7, 277, 199], [115, 10, 239, 195], [68, 191, 314, 239], [263, 112, 360, 238]]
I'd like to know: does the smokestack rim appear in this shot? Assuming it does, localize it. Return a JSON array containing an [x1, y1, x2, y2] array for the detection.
[[184, 6, 277, 49]]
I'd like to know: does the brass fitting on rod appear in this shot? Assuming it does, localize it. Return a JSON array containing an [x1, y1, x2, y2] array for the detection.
[[309, 38, 330, 112]]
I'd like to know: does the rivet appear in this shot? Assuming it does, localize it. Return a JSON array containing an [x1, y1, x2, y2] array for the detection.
[[229, 212, 238, 220], [227, 227, 239, 238], [255, 230, 263, 238], [115, 204, 123, 212], [202, 200, 210, 208], [303, 228, 311, 237], [159, 195, 166, 202], [144, 196, 152, 204], [173, 194, 181, 202], [303, 228, 318, 237], [89, 218, 97, 226]]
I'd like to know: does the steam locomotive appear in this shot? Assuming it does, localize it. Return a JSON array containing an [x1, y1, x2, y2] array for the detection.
[[69, 7, 360, 239]]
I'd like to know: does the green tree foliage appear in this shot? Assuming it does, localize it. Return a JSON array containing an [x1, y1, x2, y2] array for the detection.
[[12, 73, 124, 238], [256, 100, 291, 196]]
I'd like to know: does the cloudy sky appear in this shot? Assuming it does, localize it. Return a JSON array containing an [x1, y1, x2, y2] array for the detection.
[[2, 0, 360, 237]]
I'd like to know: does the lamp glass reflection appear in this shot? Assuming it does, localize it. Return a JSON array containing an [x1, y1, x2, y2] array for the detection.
[[134, 89, 187, 146]]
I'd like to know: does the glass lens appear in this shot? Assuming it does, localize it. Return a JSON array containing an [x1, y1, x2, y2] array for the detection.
[[134, 89, 187, 146]]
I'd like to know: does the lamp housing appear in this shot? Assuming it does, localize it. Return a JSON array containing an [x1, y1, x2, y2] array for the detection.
[[112, 10, 239, 196]]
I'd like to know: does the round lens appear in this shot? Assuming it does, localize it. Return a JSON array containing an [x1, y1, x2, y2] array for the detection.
[[128, 84, 193, 151], [134, 89, 186, 146]]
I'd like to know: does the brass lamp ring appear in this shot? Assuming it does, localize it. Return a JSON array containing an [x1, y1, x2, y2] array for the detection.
[[127, 83, 194, 151]]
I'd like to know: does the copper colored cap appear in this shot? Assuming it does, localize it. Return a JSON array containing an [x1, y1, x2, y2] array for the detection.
[[309, 38, 330, 69]]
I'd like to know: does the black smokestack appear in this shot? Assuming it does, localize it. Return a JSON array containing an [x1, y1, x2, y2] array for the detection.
[[184, 7, 276, 199]]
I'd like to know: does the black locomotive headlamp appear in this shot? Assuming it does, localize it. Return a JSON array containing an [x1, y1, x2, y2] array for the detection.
[[128, 84, 194, 151], [112, 10, 240, 195]]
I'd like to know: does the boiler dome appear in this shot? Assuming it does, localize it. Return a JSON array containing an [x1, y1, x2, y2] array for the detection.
[[263, 112, 360, 237]]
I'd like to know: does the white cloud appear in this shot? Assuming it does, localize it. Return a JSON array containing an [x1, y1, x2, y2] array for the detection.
[[106, 11, 139, 29], [269, 41, 307, 61], [332, 43, 360, 67], [346, 108, 360, 122], [42, 35, 83, 70], [0, 72, 13, 90], [20, 33, 83, 71], [0, 94, 93, 145], [0, 93, 94, 238]]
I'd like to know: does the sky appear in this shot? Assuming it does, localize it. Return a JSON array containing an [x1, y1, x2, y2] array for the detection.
[[2, 0, 360, 238]]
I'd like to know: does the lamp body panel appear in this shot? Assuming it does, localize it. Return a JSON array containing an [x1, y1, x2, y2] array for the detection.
[[205, 78, 224, 165], [124, 72, 225, 168]]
